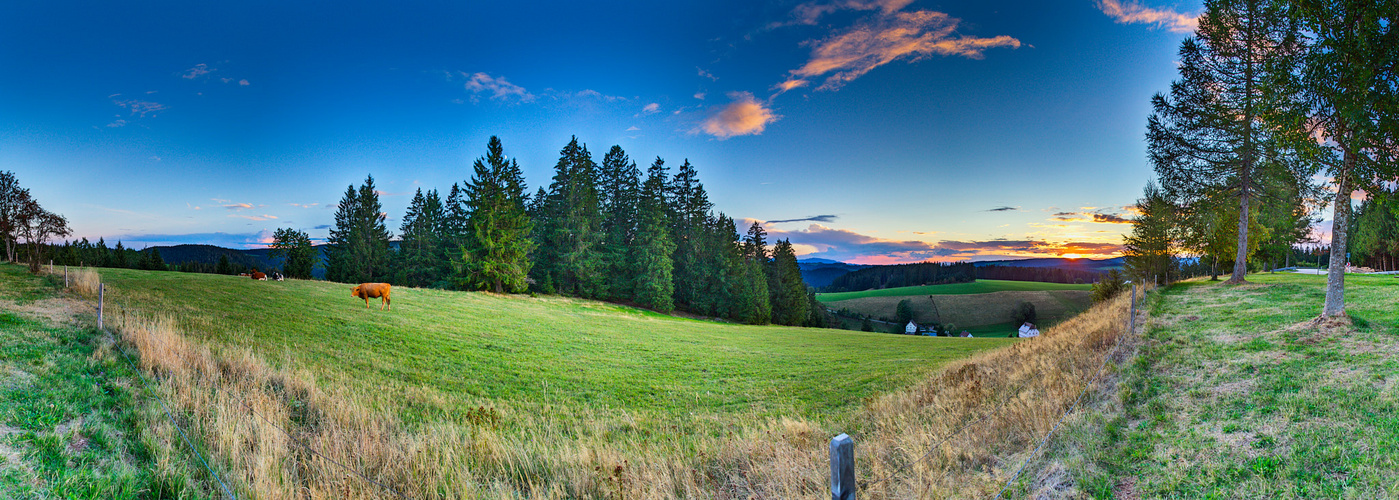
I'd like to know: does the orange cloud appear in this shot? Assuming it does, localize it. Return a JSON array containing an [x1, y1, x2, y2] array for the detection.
[[783, 10, 1021, 92], [1097, 0, 1199, 33], [698, 92, 779, 139]]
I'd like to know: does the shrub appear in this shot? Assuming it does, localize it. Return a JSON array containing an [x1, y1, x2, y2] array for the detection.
[[1091, 269, 1127, 303]]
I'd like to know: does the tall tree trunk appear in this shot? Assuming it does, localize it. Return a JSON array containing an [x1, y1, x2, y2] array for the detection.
[[1228, 189, 1251, 283], [1323, 150, 1357, 317]]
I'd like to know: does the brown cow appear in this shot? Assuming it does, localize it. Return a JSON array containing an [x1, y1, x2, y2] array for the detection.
[[351, 283, 392, 310], [251, 271, 267, 281]]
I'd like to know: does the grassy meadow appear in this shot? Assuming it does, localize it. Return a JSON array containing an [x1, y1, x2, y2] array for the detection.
[[2, 263, 1034, 498], [94, 266, 1014, 421], [816, 279, 1091, 302], [1038, 273, 1399, 498], [0, 266, 176, 499], [819, 280, 1093, 336]]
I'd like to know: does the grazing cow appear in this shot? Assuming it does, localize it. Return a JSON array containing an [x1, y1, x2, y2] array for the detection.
[[251, 271, 267, 281], [351, 283, 392, 310]]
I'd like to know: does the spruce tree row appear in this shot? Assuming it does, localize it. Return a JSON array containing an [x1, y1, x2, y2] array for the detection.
[[324, 136, 822, 326]]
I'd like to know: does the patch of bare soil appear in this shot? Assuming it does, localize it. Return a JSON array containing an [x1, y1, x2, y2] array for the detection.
[[0, 296, 87, 326]]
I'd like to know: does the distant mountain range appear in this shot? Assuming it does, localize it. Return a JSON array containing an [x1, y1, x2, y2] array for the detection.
[[152, 244, 331, 279], [797, 259, 872, 288], [796, 256, 1124, 288]]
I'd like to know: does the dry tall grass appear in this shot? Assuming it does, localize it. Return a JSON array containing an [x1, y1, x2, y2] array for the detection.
[[101, 282, 1145, 499], [60, 266, 102, 298]]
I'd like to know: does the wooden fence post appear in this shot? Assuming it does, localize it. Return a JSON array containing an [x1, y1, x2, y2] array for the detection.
[[831, 433, 855, 500], [1129, 284, 1137, 333], [64, 265, 68, 288], [98, 283, 104, 331]]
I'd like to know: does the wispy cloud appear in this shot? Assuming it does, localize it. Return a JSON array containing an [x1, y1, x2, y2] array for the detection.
[[697, 92, 779, 139], [223, 203, 253, 210], [288, 202, 320, 208], [697, 67, 718, 81], [1049, 209, 1135, 224], [767, 214, 838, 224], [777, 0, 915, 27], [640, 102, 661, 115], [778, 9, 1021, 92], [626, 125, 641, 131], [229, 214, 278, 221], [114, 99, 168, 117], [461, 72, 534, 103], [1097, 0, 1199, 33], [182, 63, 212, 79], [312, 224, 331, 230], [238, 79, 250, 86], [105, 119, 127, 128], [693, 92, 706, 100], [985, 206, 1020, 212]]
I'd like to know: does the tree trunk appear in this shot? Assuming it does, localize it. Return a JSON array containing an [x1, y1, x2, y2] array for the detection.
[[1323, 152, 1357, 317]]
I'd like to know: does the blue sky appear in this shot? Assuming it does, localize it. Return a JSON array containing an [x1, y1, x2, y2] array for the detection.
[[0, 0, 1202, 263]]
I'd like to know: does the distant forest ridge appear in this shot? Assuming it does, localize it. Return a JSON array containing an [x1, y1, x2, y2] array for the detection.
[[812, 257, 1120, 292]]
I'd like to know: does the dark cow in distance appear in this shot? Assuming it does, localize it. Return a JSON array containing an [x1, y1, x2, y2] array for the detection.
[[352, 283, 392, 310]]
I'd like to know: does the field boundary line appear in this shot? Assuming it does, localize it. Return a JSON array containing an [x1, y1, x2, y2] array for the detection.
[[990, 285, 1142, 499], [111, 336, 238, 500]]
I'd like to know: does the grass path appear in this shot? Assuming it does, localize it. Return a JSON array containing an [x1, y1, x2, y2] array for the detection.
[[0, 265, 190, 499], [1065, 273, 1399, 498], [816, 279, 1091, 302]]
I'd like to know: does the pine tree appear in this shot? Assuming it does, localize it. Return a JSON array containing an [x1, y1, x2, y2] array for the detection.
[[1149, 0, 1309, 284], [631, 157, 675, 312], [326, 184, 360, 283], [397, 188, 446, 287], [147, 248, 167, 271], [111, 241, 127, 268], [768, 239, 810, 326], [533, 137, 604, 297], [599, 145, 641, 301], [216, 254, 233, 275], [1123, 182, 1179, 284], [668, 160, 712, 310], [729, 220, 771, 324], [327, 175, 392, 283], [460, 136, 535, 293]]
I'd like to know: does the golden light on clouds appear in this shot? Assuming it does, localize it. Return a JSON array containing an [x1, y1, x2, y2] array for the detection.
[[698, 92, 779, 139]]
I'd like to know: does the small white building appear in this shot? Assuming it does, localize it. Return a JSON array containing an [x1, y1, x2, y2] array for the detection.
[[905, 321, 918, 335], [1018, 322, 1041, 338]]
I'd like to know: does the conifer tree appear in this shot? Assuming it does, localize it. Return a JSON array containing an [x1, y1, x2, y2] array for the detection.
[[327, 175, 392, 282], [533, 137, 604, 297], [1123, 182, 1179, 284], [326, 184, 360, 283], [111, 241, 127, 268], [396, 188, 447, 287], [1149, 0, 1309, 284], [460, 136, 534, 293], [768, 239, 809, 325], [667, 160, 712, 309], [631, 157, 675, 311], [599, 145, 641, 300], [729, 221, 771, 324], [216, 254, 233, 275]]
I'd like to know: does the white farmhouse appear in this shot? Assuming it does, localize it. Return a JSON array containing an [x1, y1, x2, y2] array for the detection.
[[1018, 322, 1041, 338], [905, 321, 918, 334]]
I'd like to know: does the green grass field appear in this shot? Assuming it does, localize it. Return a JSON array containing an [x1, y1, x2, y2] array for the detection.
[[1063, 273, 1399, 497], [0, 266, 179, 499], [816, 279, 1091, 302], [87, 266, 1015, 424]]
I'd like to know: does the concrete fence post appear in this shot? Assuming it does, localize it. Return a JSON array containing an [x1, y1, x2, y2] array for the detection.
[[831, 433, 856, 500], [98, 283, 104, 331]]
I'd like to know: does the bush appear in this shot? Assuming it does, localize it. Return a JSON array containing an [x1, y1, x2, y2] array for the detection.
[[1091, 269, 1127, 303], [1012, 301, 1036, 325]]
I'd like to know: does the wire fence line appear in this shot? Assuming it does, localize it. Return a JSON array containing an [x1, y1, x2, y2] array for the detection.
[[832, 284, 1147, 499], [990, 284, 1141, 499], [55, 273, 415, 500]]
